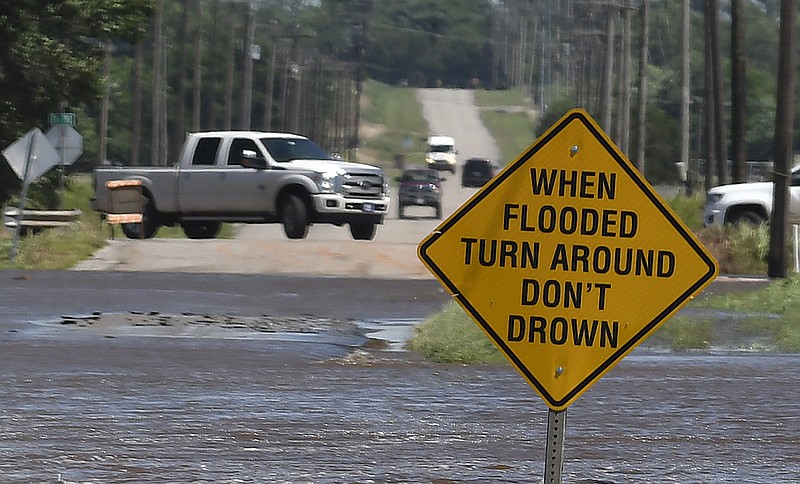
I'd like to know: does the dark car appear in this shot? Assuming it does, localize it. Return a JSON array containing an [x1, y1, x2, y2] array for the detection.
[[397, 168, 443, 219], [461, 157, 496, 188]]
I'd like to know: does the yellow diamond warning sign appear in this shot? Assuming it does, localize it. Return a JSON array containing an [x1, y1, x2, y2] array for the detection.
[[418, 109, 718, 411]]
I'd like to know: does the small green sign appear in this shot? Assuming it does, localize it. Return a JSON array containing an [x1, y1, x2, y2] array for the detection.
[[48, 113, 76, 126]]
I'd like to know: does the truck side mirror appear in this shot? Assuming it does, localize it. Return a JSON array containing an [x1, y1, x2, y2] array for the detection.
[[242, 149, 268, 169]]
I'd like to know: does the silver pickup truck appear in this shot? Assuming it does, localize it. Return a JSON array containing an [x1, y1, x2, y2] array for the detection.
[[91, 131, 390, 240], [703, 165, 800, 226]]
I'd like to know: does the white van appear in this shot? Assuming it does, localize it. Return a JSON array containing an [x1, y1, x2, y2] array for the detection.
[[426, 135, 457, 173]]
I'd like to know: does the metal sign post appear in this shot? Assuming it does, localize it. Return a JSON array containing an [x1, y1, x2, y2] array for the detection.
[[544, 409, 567, 484], [3, 128, 63, 261], [8, 136, 37, 262]]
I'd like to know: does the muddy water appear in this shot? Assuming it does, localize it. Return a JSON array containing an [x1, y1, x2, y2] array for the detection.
[[1, 327, 797, 483], [0, 271, 794, 482]]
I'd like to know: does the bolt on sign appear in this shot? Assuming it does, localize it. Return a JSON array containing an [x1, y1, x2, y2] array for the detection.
[[418, 109, 718, 411]]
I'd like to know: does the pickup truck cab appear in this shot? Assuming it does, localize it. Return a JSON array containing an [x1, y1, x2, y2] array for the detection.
[[703, 165, 800, 226], [92, 131, 390, 240]]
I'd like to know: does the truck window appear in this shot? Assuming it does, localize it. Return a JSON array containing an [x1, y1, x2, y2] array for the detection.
[[262, 138, 329, 162], [429, 144, 454, 153], [192, 137, 221, 166], [228, 138, 262, 167], [791, 170, 800, 186]]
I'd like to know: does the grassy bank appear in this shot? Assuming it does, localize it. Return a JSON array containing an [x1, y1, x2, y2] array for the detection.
[[359, 80, 429, 177], [410, 275, 800, 365], [473, 89, 538, 166], [0, 177, 106, 270], [409, 207, 799, 363], [0, 177, 235, 269], [409, 191, 799, 362]]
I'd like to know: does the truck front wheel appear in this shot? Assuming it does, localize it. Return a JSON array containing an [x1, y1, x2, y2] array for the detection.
[[280, 194, 309, 239], [728, 209, 766, 226], [121, 195, 160, 239], [350, 222, 377, 240], [181, 221, 222, 239]]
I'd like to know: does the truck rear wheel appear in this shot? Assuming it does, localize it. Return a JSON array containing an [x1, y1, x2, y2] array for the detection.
[[281, 194, 309, 239], [349, 222, 377, 240], [121, 195, 160, 239], [181, 221, 222, 239]]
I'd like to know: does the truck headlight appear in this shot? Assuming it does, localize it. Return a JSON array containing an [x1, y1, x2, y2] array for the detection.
[[312, 171, 340, 193], [706, 193, 724, 204]]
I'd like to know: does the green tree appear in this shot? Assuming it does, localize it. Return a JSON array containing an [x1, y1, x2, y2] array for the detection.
[[366, 0, 493, 87], [0, 0, 154, 205]]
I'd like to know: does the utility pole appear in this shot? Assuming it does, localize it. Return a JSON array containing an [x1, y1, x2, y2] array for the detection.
[[350, 0, 372, 160], [709, 0, 729, 185], [263, 42, 277, 131], [703, 1, 716, 191], [768, 0, 796, 278], [192, 0, 203, 131], [601, 11, 615, 133], [151, 0, 164, 165], [99, 41, 112, 164], [175, 0, 188, 158], [634, 0, 649, 174], [241, 3, 256, 129], [680, 0, 692, 194], [731, 0, 747, 183], [132, 42, 143, 166]]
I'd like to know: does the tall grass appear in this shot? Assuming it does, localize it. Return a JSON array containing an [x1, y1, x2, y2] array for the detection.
[[665, 192, 774, 274], [474, 88, 538, 167], [360, 80, 429, 176], [406, 301, 506, 364], [685, 274, 800, 352], [473, 88, 530, 108], [696, 224, 771, 274], [0, 176, 106, 270], [665, 192, 705, 231]]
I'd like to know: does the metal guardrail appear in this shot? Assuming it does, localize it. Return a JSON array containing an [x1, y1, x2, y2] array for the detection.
[[3, 208, 82, 232]]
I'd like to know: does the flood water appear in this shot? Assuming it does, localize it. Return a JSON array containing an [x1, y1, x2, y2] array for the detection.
[[1, 327, 797, 483], [0, 271, 796, 483]]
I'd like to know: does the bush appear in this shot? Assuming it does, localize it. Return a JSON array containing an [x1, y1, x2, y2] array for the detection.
[[406, 302, 507, 365], [696, 224, 771, 274]]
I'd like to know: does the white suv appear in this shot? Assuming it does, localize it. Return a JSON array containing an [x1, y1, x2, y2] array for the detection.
[[425, 135, 457, 173]]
